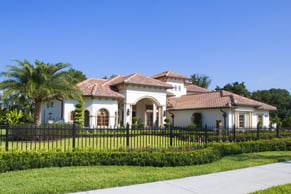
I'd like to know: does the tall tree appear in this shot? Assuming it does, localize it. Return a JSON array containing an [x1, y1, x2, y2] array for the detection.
[[216, 81, 251, 97], [67, 68, 87, 84], [190, 73, 211, 89], [252, 88, 291, 120], [0, 60, 81, 126]]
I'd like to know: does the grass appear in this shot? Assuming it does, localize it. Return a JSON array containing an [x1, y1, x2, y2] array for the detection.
[[0, 151, 290, 194], [251, 184, 291, 194], [0, 135, 202, 151]]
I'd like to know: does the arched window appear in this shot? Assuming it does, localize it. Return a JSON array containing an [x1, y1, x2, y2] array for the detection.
[[84, 110, 90, 127], [97, 109, 109, 127]]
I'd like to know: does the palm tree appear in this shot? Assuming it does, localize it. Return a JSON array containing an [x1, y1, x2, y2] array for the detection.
[[0, 60, 81, 126]]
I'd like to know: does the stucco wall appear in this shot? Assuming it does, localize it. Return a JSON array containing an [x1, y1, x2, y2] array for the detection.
[[89, 98, 118, 128], [170, 109, 227, 128], [63, 100, 78, 123], [42, 100, 63, 123], [170, 108, 271, 129], [121, 85, 168, 126], [124, 85, 167, 106], [166, 78, 187, 97], [42, 98, 119, 128]]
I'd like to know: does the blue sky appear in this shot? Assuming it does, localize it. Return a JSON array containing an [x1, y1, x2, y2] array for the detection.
[[1, 0, 291, 92]]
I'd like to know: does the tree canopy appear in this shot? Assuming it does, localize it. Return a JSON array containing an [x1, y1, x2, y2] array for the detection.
[[67, 68, 87, 84], [190, 73, 211, 89], [216, 81, 251, 97], [217, 81, 291, 126], [0, 60, 82, 126], [252, 89, 291, 120]]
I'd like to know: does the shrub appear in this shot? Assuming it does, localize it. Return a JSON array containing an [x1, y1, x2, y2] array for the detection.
[[132, 117, 138, 129], [74, 100, 85, 127], [187, 123, 197, 130], [192, 113, 202, 128], [164, 118, 171, 128], [282, 117, 291, 127], [0, 139, 290, 172]]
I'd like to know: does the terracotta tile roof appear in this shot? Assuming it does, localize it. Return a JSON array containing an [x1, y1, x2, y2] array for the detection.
[[77, 78, 124, 99], [167, 91, 176, 97], [221, 90, 277, 111], [107, 73, 172, 89], [168, 90, 277, 111], [186, 84, 211, 93], [152, 71, 189, 80]]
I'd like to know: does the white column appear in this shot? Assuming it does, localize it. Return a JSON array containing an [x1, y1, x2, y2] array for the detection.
[[90, 114, 96, 128], [153, 103, 157, 127], [158, 106, 163, 127], [162, 105, 167, 127], [124, 104, 132, 127]]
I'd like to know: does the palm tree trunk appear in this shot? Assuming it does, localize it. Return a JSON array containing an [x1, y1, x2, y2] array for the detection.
[[34, 101, 42, 126]]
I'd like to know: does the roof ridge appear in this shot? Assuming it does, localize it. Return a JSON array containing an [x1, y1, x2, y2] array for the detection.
[[90, 84, 97, 95], [124, 73, 138, 83], [102, 75, 122, 86]]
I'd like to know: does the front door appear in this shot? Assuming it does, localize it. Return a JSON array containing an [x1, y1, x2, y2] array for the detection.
[[146, 111, 153, 127]]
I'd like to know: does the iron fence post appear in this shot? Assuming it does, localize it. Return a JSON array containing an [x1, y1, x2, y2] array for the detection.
[[256, 126, 260, 140], [204, 124, 208, 144], [72, 123, 76, 149], [126, 122, 130, 148], [170, 125, 173, 146], [5, 124, 9, 151], [233, 124, 236, 142]]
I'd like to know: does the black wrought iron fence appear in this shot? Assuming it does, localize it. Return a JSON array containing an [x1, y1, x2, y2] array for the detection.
[[0, 124, 290, 151]]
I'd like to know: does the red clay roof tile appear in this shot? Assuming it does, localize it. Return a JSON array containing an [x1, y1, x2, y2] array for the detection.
[[168, 90, 277, 111], [107, 73, 172, 88], [152, 71, 189, 80], [77, 78, 124, 98]]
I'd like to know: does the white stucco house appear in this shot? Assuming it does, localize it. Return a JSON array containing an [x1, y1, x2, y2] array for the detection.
[[42, 71, 276, 129]]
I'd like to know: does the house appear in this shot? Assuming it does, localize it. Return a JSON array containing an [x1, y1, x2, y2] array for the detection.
[[42, 71, 276, 129]]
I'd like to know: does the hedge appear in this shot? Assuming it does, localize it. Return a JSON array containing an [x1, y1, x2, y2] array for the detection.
[[0, 139, 290, 172]]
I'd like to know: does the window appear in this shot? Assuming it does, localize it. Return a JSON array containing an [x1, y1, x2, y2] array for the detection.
[[146, 105, 153, 110], [258, 115, 263, 123], [97, 109, 109, 127], [257, 115, 263, 129], [239, 114, 245, 128], [47, 102, 54, 108], [84, 110, 90, 127]]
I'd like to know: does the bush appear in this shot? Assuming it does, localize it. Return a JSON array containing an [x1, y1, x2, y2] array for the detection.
[[164, 118, 171, 128], [0, 139, 290, 172], [282, 117, 291, 127]]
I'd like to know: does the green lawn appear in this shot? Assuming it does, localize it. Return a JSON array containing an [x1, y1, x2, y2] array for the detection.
[[252, 183, 291, 194], [0, 151, 290, 194], [0, 135, 202, 151]]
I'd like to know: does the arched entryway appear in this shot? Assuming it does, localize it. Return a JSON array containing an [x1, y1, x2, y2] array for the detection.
[[132, 97, 163, 128]]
